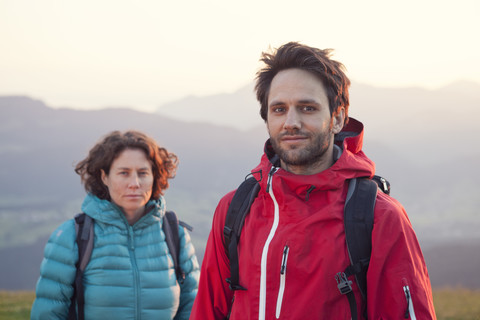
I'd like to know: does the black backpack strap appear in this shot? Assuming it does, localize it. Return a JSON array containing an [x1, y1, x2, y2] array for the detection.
[[68, 213, 94, 320], [163, 210, 186, 284], [336, 178, 378, 320], [223, 176, 260, 291]]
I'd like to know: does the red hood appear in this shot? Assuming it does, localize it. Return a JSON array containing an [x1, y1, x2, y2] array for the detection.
[[251, 117, 375, 193]]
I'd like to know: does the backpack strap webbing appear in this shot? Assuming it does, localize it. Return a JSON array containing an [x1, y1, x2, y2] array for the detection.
[[163, 210, 190, 284], [336, 178, 378, 320], [68, 213, 94, 320], [223, 176, 260, 291]]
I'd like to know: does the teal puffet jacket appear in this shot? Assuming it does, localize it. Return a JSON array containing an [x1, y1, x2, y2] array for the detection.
[[31, 193, 200, 320]]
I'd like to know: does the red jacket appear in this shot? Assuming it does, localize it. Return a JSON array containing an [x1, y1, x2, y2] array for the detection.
[[191, 119, 436, 319]]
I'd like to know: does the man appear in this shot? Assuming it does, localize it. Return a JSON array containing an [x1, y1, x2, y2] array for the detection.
[[191, 42, 436, 319]]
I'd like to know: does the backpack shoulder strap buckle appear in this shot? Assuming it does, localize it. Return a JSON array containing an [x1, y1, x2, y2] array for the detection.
[[335, 272, 353, 295]]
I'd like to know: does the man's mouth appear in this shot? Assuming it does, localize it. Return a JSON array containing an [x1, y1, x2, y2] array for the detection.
[[281, 135, 308, 143]]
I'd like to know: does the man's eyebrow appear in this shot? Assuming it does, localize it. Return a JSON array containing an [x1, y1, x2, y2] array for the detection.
[[268, 100, 285, 107], [268, 99, 322, 107], [297, 99, 321, 105]]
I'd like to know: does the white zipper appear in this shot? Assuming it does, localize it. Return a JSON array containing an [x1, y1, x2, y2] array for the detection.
[[259, 167, 280, 320], [275, 245, 289, 318], [403, 285, 417, 320]]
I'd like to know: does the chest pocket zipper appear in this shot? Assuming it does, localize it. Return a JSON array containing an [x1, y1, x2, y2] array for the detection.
[[276, 245, 289, 318], [403, 279, 417, 320]]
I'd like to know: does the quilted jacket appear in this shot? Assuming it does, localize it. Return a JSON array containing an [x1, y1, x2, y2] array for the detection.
[[31, 194, 199, 320]]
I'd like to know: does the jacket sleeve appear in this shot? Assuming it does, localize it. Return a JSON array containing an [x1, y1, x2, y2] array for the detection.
[[366, 192, 436, 319], [190, 191, 236, 320], [30, 220, 77, 320], [174, 224, 200, 320]]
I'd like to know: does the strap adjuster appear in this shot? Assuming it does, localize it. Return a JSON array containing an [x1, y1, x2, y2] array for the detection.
[[223, 226, 233, 238], [226, 277, 247, 291], [335, 272, 353, 295]]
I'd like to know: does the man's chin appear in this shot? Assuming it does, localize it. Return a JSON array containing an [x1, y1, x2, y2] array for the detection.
[[279, 151, 308, 166]]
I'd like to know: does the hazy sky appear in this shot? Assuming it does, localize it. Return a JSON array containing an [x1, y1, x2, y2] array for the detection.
[[1, 0, 478, 112]]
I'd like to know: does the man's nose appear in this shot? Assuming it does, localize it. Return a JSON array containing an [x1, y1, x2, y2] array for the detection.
[[283, 108, 301, 130]]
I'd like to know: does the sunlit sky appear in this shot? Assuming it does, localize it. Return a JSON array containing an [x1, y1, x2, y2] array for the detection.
[[1, 0, 478, 113]]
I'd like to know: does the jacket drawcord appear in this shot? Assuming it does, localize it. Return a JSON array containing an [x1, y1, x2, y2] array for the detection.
[[305, 186, 316, 201]]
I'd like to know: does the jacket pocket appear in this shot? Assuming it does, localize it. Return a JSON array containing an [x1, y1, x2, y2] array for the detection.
[[402, 278, 417, 320], [275, 245, 289, 319]]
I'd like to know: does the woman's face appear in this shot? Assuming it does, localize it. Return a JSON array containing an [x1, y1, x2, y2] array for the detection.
[[101, 148, 154, 221]]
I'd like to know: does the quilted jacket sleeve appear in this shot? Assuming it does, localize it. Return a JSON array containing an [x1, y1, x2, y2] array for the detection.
[[30, 219, 77, 320], [366, 192, 436, 319], [174, 224, 200, 320]]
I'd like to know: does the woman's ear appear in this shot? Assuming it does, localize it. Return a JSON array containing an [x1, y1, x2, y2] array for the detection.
[[101, 169, 108, 186], [331, 107, 345, 134]]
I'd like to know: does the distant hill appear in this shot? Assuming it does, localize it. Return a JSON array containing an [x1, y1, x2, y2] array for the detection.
[[156, 83, 263, 131], [155, 80, 480, 241], [1, 83, 479, 289]]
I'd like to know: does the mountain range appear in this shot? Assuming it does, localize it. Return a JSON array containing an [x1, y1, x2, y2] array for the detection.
[[0, 80, 479, 290]]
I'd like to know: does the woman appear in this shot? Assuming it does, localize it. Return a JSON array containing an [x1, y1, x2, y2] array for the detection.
[[31, 130, 199, 320]]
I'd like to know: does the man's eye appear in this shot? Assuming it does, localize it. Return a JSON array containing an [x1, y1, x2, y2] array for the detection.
[[303, 106, 316, 112], [273, 107, 285, 113]]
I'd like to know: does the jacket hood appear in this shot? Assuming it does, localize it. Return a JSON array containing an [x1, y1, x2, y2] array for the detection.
[[81, 193, 166, 229], [252, 117, 375, 192]]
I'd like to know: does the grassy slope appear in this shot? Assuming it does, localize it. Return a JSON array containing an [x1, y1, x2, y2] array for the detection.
[[0, 291, 35, 320], [2, 289, 480, 319]]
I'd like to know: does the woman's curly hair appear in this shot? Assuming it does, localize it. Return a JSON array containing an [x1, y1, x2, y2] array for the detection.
[[75, 130, 178, 201]]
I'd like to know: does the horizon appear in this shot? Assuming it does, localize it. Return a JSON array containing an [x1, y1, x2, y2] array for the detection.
[[2, 77, 478, 114]]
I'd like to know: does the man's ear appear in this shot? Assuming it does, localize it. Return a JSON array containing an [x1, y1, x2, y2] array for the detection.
[[331, 107, 345, 134]]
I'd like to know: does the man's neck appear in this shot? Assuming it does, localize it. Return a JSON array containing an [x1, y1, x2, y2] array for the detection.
[[280, 156, 333, 176], [279, 145, 342, 175]]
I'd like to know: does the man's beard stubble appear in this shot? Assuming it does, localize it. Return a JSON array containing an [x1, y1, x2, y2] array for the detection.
[[270, 129, 333, 168]]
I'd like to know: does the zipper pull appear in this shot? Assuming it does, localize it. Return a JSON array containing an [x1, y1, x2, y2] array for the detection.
[[266, 166, 278, 193], [403, 285, 411, 319], [276, 245, 289, 319], [402, 278, 416, 319], [380, 177, 388, 192], [280, 246, 289, 274]]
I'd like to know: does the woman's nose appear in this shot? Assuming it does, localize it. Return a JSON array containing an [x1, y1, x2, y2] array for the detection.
[[128, 174, 140, 188]]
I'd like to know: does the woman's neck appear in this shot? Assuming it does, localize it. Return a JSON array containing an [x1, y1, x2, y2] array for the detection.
[[124, 207, 146, 225]]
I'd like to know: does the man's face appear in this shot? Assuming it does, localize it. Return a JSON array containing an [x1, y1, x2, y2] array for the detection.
[[266, 68, 344, 175]]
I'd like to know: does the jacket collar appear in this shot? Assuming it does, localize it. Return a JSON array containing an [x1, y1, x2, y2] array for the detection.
[[81, 193, 165, 229], [253, 117, 375, 193]]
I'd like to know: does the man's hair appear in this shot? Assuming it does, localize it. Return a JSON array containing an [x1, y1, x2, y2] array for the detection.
[[255, 41, 351, 123], [75, 130, 178, 201]]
